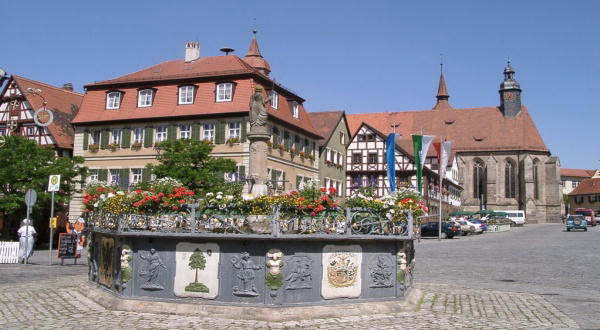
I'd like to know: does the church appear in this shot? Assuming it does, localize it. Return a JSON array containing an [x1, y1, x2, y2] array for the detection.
[[347, 63, 561, 223]]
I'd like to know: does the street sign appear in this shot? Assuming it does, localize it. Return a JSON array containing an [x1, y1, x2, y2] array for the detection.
[[25, 189, 37, 207], [48, 174, 61, 192], [49, 217, 57, 229]]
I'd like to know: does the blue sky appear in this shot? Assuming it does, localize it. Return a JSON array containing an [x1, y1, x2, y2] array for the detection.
[[1, 1, 598, 169]]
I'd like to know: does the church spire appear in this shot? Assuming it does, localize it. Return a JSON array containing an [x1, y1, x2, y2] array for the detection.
[[499, 60, 522, 117], [243, 30, 271, 76], [433, 63, 451, 110]]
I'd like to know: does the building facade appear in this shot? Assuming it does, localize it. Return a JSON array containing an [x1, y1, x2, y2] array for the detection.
[[567, 176, 600, 215], [347, 63, 561, 223], [68, 34, 322, 220], [307, 111, 350, 198]]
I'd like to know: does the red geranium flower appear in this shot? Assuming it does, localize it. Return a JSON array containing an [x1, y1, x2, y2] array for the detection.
[[172, 206, 178, 210], [310, 211, 316, 217], [135, 189, 142, 194], [149, 188, 155, 192], [316, 205, 324, 212], [158, 192, 164, 197], [298, 205, 304, 209], [307, 204, 313, 209], [163, 202, 169, 206], [320, 187, 327, 193], [85, 208, 90, 213], [179, 199, 186, 204], [97, 187, 103, 192], [291, 191, 298, 195], [321, 196, 329, 201], [328, 187, 337, 193], [298, 197, 305, 202]]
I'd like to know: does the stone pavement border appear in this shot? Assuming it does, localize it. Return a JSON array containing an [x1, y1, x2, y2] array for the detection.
[[79, 282, 423, 322]]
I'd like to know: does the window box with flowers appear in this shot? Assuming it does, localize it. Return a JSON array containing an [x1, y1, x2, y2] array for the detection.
[[266, 140, 273, 150], [299, 151, 306, 159], [308, 154, 315, 161], [289, 147, 296, 156], [88, 144, 99, 153], [277, 144, 287, 154], [107, 143, 120, 152], [131, 142, 143, 150], [226, 137, 240, 146]]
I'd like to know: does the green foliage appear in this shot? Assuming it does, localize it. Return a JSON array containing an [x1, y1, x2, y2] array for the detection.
[[188, 248, 206, 270], [121, 266, 132, 283], [265, 272, 283, 290], [148, 139, 236, 195], [0, 136, 87, 236], [185, 282, 209, 292], [397, 269, 406, 283]]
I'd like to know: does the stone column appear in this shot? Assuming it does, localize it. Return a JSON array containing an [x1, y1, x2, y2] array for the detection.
[[247, 128, 271, 196]]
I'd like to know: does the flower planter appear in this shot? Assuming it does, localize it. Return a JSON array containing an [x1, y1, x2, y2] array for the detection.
[[486, 223, 511, 233]]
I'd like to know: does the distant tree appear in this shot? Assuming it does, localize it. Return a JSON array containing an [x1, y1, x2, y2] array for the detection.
[[188, 248, 206, 283], [0, 135, 87, 237], [148, 139, 236, 195]]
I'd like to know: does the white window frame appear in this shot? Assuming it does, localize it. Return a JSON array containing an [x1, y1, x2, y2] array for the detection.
[[325, 178, 331, 190], [178, 86, 194, 104], [155, 126, 167, 142], [203, 123, 215, 142], [106, 92, 121, 109], [111, 128, 121, 144], [291, 101, 299, 119], [228, 121, 241, 139], [88, 169, 98, 183], [340, 132, 345, 144], [91, 131, 101, 145], [133, 127, 144, 144], [138, 89, 153, 107], [326, 148, 331, 162], [109, 169, 120, 185], [180, 124, 191, 139], [131, 168, 142, 184], [270, 90, 278, 109], [216, 83, 233, 102]]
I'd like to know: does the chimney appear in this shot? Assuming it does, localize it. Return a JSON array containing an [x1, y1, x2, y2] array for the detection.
[[62, 83, 73, 91], [185, 41, 200, 62]]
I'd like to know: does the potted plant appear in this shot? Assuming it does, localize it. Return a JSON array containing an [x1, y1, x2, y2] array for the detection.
[[226, 137, 240, 146], [131, 142, 143, 150], [289, 147, 296, 156], [266, 140, 273, 150], [88, 144, 99, 153], [107, 143, 119, 152]]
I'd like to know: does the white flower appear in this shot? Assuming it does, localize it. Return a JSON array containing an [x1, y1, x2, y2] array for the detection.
[[217, 192, 223, 195], [93, 202, 99, 208], [242, 194, 254, 201], [390, 209, 395, 214], [216, 195, 223, 200], [116, 191, 124, 196], [226, 195, 233, 200], [107, 192, 115, 198], [206, 192, 214, 197], [100, 194, 106, 201]]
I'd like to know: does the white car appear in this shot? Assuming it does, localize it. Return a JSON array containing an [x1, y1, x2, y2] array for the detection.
[[505, 210, 526, 225], [460, 219, 484, 233]]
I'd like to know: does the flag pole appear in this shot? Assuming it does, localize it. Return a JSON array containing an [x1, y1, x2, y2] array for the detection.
[[438, 135, 443, 241]]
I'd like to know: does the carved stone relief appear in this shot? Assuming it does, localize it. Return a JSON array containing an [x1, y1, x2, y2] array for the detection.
[[321, 244, 362, 299], [139, 248, 166, 291], [174, 242, 220, 299], [284, 256, 313, 290], [231, 252, 263, 297], [99, 237, 114, 287], [369, 254, 394, 288]]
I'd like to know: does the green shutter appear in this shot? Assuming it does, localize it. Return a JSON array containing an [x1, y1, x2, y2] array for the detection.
[[271, 170, 277, 183], [284, 131, 290, 148], [272, 128, 279, 148], [142, 168, 151, 183], [240, 119, 247, 142], [119, 168, 129, 189], [192, 123, 200, 140], [121, 128, 131, 148], [215, 121, 225, 144], [282, 172, 286, 187], [144, 127, 154, 148], [100, 129, 109, 149], [296, 176, 301, 190], [98, 169, 108, 182], [82, 131, 89, 150], [168, 125, 177, 141], [294, 135, 300, 150], [238, 165, 245, 181]]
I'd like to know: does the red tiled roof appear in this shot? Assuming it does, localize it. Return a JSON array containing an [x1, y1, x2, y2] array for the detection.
[[11, 75, 83, 150], [307, 110, 345, 146], [73, 55, 319, 138], [569, 178, 600, 195], [347, 105, 548, 154], [560, 168, 596, 178]]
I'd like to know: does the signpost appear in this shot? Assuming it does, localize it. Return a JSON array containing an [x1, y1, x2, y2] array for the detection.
[[48, 175, 60, 265], [24, 189, 37, 264]]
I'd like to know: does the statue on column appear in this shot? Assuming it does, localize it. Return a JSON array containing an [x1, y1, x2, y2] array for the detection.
[[249, 85, 271, 134], [246, 85, 272, 196]]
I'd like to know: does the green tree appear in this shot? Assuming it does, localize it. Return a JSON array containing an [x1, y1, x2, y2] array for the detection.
[[148, 139, 236, 195], [0, 135, 88, 238], [188, 248, 206, 283]]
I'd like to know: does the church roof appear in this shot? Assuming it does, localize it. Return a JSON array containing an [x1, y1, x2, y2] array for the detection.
[[10, 75, 83, 149]]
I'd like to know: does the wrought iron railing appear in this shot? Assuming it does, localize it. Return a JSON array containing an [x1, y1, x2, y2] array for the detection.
[[86, 207, 415, 237]]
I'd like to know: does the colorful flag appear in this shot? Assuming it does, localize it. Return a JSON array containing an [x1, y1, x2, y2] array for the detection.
[[412, 135, 434, 195], [386, 133, 396, 192]]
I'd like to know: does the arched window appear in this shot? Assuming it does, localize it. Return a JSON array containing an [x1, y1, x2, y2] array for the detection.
[[505, 159, 516, 198], [473, 159, 487, 206], [533, 160, 539, 199]]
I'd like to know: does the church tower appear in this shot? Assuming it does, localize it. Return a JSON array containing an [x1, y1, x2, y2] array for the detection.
[[499, 61, 522, 117], [243, 30, 271, 76]]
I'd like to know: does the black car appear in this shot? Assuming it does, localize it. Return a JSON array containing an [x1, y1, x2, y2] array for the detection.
[[420, 221, 460, 239]]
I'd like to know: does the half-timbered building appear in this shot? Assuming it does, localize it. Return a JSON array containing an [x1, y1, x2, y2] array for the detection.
[[0, 75, 83, 156]]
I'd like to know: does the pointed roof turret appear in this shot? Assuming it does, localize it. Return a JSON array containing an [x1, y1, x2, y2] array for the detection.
[[433, 65, 451, 110], [243, 30, 271, 76]]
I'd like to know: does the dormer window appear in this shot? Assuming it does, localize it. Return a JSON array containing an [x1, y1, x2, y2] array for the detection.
[[178, 86, 195, 104], [291, 101, 299, 119], [138, 89, 154, 107], [270, 90, 278, 109], [106, 91, 122, 109], [216, 83, 233, 102]]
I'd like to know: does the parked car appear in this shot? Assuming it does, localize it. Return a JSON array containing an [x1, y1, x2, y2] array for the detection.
[[504, 210, 526, 225], [566, 215, 587, 231], [452, 220, 474, 236], [469, 219, 487, 232], [420, 221, 460, 239], [573, 208, 596, 226], [462, 219, 484, 233]]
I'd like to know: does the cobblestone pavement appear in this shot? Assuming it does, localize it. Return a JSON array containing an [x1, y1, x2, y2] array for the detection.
[[0, 223, 593, 329]]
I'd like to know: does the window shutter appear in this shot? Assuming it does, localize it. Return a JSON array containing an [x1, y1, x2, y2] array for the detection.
[[192, 123, 200, 140], [271, 169, 277, 183], [121, 128, 131, 148], [284, 131, 290, 148], [215, 121, 225, 144], [282, 172, 286, 189], [240, 119, 247, 142], [100, 129, 109, 149], [296, 176, 301, 190], [98, 169, 108, 182], [119, 168, 130, 189], [272, 128, 279, 147], [238, 165, 246, 181], [144, 127, 154, 148], [168, 125, 177, 141], [142, 168, 151, 183], [82, 131, 89, 150]]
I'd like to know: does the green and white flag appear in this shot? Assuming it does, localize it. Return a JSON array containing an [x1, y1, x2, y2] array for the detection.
[[412, 134, 434, 195]]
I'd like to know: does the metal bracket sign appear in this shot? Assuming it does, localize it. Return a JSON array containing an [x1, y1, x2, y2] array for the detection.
[[25, 189, 37, 207], [33, 108, 54, 127], [48, 174, 61, 192]]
